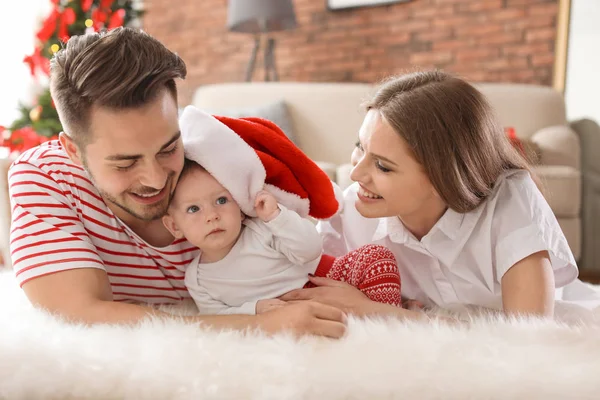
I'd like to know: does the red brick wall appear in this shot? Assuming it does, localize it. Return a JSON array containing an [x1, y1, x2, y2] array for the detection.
[[142, 0, 559, 105]]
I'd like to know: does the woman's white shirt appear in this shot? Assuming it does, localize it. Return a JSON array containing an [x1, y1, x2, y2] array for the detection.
[[318, 170, 578, 310]]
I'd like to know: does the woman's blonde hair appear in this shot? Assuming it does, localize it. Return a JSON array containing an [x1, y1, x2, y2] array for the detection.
[[365, 70, 533, 213]]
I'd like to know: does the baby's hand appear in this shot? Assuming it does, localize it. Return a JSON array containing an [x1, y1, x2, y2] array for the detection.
[[256, 299, 286, 314], [254, 190, 280, 222]]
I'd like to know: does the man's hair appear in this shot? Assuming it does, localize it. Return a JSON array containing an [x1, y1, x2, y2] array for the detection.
[[50, 27, 187, 146], [365, 70, 534, 213]]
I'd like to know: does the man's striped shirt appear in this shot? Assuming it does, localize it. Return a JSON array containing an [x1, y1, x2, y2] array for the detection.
[[9, 140, 199, 303]]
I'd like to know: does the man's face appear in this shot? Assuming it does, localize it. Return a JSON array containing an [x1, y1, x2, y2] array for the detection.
[[76, 89, 184, 225]]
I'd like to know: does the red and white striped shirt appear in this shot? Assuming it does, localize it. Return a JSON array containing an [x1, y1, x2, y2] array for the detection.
[[8, 140, 199, 304]]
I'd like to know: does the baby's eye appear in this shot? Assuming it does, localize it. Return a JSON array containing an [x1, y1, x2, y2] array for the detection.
[[186, 205, 200, 214], [216, 196, 228, 205]]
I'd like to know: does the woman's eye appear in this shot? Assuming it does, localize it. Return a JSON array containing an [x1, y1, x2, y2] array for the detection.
[[186, 205, 200, 214], [355, 141, 363, 151], [376, 161, 391, 173], [216, 196, 228, 205]]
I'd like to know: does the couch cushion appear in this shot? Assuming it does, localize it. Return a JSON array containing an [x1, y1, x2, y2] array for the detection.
[[531, 125, 581, 170], [506, 127, 541, 164], [532, 165, 581, 218], [192, 82, 373, 165], [475, 83, 567, 138]]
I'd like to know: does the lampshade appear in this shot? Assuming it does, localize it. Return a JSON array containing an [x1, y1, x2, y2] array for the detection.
[[227, 0, 297, 34]]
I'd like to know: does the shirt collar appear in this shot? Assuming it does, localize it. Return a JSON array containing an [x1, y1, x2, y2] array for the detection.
[[434, 208, 465, 241], [372, 217, 409, 243], [371, 208, 466, 243]]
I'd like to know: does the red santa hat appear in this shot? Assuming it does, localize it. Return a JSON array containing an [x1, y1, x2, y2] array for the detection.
[[179, 106, 340, 219]]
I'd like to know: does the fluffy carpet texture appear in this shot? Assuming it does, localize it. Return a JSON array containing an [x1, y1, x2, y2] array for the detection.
[[2, 270, 600, 400]]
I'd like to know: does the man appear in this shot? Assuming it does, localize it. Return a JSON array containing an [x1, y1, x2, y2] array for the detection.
[[8, 27, 346, 338]]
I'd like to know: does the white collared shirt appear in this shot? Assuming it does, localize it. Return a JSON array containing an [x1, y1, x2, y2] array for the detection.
[[318, 170, 578, 310]]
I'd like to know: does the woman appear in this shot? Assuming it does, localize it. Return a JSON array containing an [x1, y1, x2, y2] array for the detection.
[[281, 70, 578, 319]]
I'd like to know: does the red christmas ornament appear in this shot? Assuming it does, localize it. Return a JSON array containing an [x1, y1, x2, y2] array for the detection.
[[92, 8, 108, 30], [81, 0, 93, 12], [108, 9, 126, 29], [57, 7, 76, 41], [23, 47, 50, 77], [100, 0, 115, 9], [1, 127, 40, 154], [0, 127, 59, 155], [36, 7, 60, 42]]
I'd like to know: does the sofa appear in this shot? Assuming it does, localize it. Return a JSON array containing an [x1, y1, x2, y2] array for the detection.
[[191, 81, 600, 270]]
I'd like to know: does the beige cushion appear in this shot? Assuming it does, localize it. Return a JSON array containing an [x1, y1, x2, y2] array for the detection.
[[557, 217, 581, 260], [531, 125, 581, 169], [192, 82, 373, 166], [199, 100, 298, 145], [533, 165, 581, 218], [475, 83, 567, 138]]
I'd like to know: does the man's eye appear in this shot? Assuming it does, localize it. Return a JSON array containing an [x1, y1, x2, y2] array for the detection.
[[116, 161, 137, 171], [186, 205, 200, 214], [161, 144, 178, 156], [216, 196, 228, 205]]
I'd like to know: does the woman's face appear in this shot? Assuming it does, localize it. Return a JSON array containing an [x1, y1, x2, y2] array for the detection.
[[350, 109, 442, 220]]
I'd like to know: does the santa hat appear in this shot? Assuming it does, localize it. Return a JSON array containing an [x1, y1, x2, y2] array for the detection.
[[179, 105, 339, 219]]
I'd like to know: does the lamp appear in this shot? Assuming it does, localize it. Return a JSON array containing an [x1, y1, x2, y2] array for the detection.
[[227, 0, 297, 82]]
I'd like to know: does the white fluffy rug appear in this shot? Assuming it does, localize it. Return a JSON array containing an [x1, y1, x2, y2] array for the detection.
[[2, 270, 600, 400]]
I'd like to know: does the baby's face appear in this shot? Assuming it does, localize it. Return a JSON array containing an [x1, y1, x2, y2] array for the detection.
[[165, 167, 244, 253]]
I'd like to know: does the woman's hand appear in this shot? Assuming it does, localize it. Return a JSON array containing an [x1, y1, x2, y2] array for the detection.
[[279, 275, 383, 317], [280, 275, 433, 322]]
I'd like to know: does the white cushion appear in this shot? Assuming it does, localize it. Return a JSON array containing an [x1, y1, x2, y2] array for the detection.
[[533, 165, 581, 217]]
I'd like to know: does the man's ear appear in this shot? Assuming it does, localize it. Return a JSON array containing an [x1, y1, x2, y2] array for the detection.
[[59, 132, 83, 166], [162, 214, 184, 239]]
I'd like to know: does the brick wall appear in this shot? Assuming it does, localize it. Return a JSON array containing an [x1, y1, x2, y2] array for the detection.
[[142, 0, 559, 105]]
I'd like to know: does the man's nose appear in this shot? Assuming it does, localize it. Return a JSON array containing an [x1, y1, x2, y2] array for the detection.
[[139, 160, 168, 190]]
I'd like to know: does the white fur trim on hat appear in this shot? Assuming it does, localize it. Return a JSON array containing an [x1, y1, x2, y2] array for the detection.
[[264, 184, 310, 218], [179, 106, 265, 217]]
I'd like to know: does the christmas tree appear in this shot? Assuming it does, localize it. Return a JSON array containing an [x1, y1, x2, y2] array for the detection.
[[1, 0, 142, 155]]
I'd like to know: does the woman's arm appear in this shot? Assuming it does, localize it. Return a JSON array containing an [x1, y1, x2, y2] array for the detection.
[[280, 275, 430, 321], [500, 250, 555, 317]]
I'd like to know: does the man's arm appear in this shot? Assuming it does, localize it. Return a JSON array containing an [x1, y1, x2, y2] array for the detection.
[[23, 268, 347, 337]]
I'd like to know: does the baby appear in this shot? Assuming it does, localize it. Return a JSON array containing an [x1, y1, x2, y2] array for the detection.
[[164, 160, 326, 314], [163, 106, 402, 315]]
